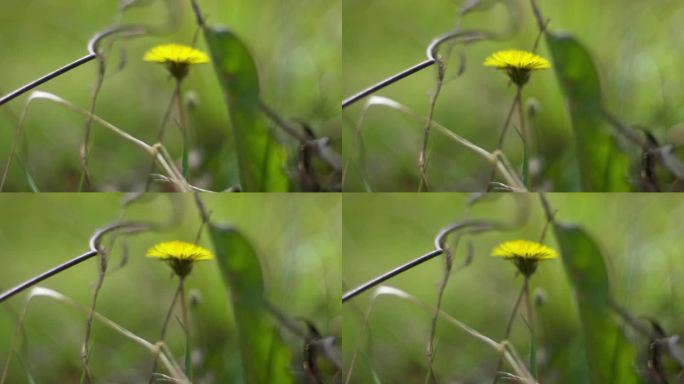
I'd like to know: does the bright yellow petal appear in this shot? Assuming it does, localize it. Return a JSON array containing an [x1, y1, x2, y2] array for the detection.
[[143, 44, 210, 65], [146, 241, 214, 261], [484, 49, 551, 70], [491, 240, 558, 260]]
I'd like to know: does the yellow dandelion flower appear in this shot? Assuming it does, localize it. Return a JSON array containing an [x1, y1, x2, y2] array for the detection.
[[484, 49, 551, 86], [143, 44, 210, 80], [492, 240, 558, 277], [147, 240, 214, 277]]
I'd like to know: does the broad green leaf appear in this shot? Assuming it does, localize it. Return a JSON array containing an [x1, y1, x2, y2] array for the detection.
[[552, 222, 637, 384], [545, 32, 630, 191], [208, 223, 295, 384], [204, 28, 290, 192]]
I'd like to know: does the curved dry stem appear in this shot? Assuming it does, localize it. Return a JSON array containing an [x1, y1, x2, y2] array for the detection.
[[79, 26, 151, 191], [0, 97, 33, 191], [15, 91, 191, 191], [151, 174, 216, 192], [352, 96, 525, 191], [342, 102, 372, 189], [2, 287, 189, 384], [418, 58, 445, 192], [345, 286, 535, 383]]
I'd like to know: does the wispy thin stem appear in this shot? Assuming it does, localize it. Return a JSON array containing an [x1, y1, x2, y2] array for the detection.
[[418, 58, 446, 192], [342, 30, 488, 109], [145, 91, 177, 191], [347, 287, 534, 383], [78, 57, 106, 192], [0, 222, 150, 304], [425, 237, 457, 383], [24, 91, 191, 191], [343, 220, 496, 303], [516, 85, 530, 189], [189, 0, 206, 29], [486, 94, 520, 191], [148, 283, 182, 384], [7, 288, 189, 383], [0, 26, 147, 107], [354, 96, 526, 191], [523, 277, 536, 378], [529, 0, 546, 32], [175, 80, 190, 179], [179, 277, 192, 380], [492, 281, 527, 384], [81, 241, 111, 383]]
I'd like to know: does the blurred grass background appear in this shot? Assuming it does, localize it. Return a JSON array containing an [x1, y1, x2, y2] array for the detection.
[[342, 0, 684, 191], [0, 193, 340, 382], [0, 0, 341, 191], [342, 193, 684, 382]]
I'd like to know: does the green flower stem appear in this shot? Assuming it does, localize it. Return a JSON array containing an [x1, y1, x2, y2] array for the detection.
[[179, 277, 192, 380], [492, 279, 527, 384], [516, 85, 530, 190], [147, 282, 182, 384], [486, 91, 520, 191], [523, 276, 536, 378], [144, 91, 176, 191], [143, 79, 189, 191], [175, 80, 190, 180]]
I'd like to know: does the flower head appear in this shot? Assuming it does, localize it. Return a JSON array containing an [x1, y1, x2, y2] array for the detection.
[[484, 49, 551, 86], [147, 241, 214, 277], [143, 44, 210, 80], [492, 240, 558, 277]]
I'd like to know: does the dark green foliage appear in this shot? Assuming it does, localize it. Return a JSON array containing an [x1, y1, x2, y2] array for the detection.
[[204, 28, 291, 192], [546, 33, 631, 191], [552, 222, 638, 384], [208, 223, 295, 384]]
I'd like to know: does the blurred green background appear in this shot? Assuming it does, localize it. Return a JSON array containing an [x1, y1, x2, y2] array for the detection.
[[0, 193, 340, 382], [342, 193, 684, 382], [342, 0, 684, 191], [0, 0, 341, 191]]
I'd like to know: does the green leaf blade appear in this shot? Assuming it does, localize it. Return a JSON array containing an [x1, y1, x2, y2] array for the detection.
[[552, 222, 637, 384], [208, 223, 295, 384], [204, 28, 290, 192], [545, 33, 630, 191]]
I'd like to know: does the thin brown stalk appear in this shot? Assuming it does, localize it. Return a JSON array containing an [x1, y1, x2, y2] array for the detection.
[[189, 0, 206, 28], [79, 57, 106, 191], [81, 242, 110, 383], [425, 247, 453, 384], [419, 59, 446, 192], [529, 0, 546, 32]]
